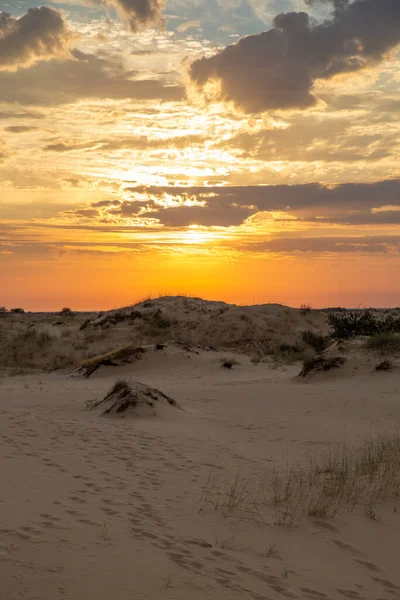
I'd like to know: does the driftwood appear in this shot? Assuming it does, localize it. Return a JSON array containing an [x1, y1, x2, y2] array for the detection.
[[79, 345, 146, 378]]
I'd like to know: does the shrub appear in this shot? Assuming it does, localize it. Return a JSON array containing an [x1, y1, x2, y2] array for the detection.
[[375, 360, 394, 372], [221, 358, 239, 369], [301, 330, 329, 353], [365, 333, 400, 355], [59, 307, 74, 316], [276, 343, 305, 363], [328, 309, 400, 339], [300, 355, 346, 377], [300, 303, 312, 315], [0, 306, 8, 313], [10, 308, 25, 314], [153, 310, 171, 329]]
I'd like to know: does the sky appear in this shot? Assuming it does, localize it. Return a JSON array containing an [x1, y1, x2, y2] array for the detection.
[[0, 0, 399, 310]]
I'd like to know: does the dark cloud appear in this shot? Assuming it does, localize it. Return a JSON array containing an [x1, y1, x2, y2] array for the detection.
[[44, 140, 100, 152], [104, 0, 165, 32], [0, 50, 184, 105], [4, 126, 37, 133], [0, 110, 44, 120], [0, 7, 75, 71], [128, 179, 400, 212], [141, 204, 253, 227], [243, 235, 400, 254], [189, 0, 400, 112], [124, 179, 400, 226], [92, 200, 122, 208]]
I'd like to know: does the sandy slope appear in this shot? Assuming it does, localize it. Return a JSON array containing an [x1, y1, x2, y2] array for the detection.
[[1, 338, 400, 600]]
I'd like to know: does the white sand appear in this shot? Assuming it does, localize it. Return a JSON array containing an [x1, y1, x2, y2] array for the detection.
[[1, 301, 400, 599]]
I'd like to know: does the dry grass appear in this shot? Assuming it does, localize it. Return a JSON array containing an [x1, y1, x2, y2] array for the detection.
[[0, 321, 124, 374], [200, 432, 400, 527], [375, 360, 394, 372], [273, 343, 306, 364], [300, 355, 346, 377], [301, 330, 329, 353], [365, 333, 400, 355], [86, 379, 177, 414], [0, 327, 74, 373]]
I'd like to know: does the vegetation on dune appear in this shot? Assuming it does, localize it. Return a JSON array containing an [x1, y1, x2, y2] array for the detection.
[[300, 303, 312, 315], [300, 355, 346, 377], [86, 378, 177, 414], [365, 333, 400, 355], [0, 327, 74, 373], [328, 309, 400, 339], [59, 307, 75, 317], [375, 359, 394, 372], [221, 357, 240, 369], [200, 431, 400, 527], [301, 330, 330, 353]]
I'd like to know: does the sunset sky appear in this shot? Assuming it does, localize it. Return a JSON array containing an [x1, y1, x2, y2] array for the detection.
[[0, 0, 399, 310]]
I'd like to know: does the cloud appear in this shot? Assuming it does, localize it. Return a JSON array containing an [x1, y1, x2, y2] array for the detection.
[[0, 140, 9, 162], [103, 0, 165, 32], [43, 132, 207, 152], [0, 49, 184, 105], [140, 204, 253, 226], [4, 126, 37, 133], [243, 235, 400, 254], [124, 179, 400, 226], [189, 0, 400, 112], [0, 7, 75, 71]]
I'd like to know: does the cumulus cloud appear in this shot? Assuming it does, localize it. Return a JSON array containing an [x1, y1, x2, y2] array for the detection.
[[103, 0, 165, 31], [49, 0, 165, 31], [189, 0, 400, 112], [0, 7, 75, 71]]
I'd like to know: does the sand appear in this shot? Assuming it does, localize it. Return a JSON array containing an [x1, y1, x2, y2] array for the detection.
[[1, 298, 400, 599]]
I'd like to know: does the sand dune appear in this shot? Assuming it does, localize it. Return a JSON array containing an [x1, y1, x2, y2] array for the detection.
[[1, 298, 400, 599]]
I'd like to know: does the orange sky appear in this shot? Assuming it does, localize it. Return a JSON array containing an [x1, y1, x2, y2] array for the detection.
[[1, 0, 399, 310]]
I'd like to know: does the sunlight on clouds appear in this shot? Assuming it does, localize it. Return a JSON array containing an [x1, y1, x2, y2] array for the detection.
[[1, 2, 400, 308]]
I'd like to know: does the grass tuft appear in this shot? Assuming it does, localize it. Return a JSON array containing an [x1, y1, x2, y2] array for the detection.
[[300, 355, 346, 377], [375, 360, 394, 372], [301, 330, 329, 353], [365, 333, 400, 355], [201, 431, 400, 527]]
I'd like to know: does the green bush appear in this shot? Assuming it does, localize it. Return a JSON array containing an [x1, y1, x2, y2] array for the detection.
[[301, 330, 329, 353], [328, 309, 400, 339]]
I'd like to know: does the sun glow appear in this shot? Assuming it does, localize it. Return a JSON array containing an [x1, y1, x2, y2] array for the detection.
[[182, 225, 221, 245]]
